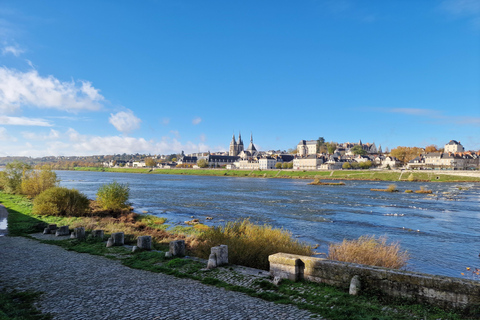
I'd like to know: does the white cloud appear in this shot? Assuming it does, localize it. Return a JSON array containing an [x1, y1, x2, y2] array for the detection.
[[0, 116, 52, 126], [0, 67, 105, 114], [192, 117, 202, 125], [2, 45, 24, 56], [109, 109, 142, 133], [21, 129, 60, 140], [0, 127, 16, 141], [199, 133, 207, 142], [162, 117, 170, 125]]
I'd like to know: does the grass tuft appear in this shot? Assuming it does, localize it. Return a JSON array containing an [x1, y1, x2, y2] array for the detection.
[[328, 235, 409, 269], [193, 218, 313, 270]]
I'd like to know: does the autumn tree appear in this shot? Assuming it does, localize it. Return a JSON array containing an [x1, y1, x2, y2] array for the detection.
[[425, 145, 438, 153], [145, 158, 157, 167], [389, 147, 423, 165]]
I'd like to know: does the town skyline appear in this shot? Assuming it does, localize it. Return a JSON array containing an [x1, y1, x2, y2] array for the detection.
[[0, 1, 479, 157]]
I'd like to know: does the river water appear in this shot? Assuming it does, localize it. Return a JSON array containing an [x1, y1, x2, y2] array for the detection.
[[56, 170, 480, 278]]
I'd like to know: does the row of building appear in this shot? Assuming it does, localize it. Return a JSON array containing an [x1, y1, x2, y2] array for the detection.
[[102, 136, 479, 171]]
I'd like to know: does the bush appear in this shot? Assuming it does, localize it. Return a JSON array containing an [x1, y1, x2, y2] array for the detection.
[[275, 162, 282, 169], [197, 159, 209, 168], [328, 235, 409, 269], [33, 187, 90, 216], [194, 219, 313, 270], [342, 162, 352, 169], [21, 165, 59, 198], [96, 181, 130, 211]]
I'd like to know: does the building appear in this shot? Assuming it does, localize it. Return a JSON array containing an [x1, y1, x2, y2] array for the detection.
[[444, 140, 464, 153], [297, 140, 317, 156], [229, 133, 244, 156]]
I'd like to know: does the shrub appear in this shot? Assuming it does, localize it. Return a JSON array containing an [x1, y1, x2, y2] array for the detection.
[[194, 219, 313, 270], [387, 184, 398, 192], [328, 235, 409, 269], [342, 162, 351, 169], [96, 181, 130, 211], [21, 165, 59, 198], [197, 159, 209, 168], [33, 187, 90, 216], [275, 162, 282, 169]]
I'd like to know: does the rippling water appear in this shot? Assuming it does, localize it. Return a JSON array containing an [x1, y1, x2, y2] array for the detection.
[[57, 170, 480, 278]]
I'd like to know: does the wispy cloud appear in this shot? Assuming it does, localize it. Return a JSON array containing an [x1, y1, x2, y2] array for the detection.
[[162, 117, 170, 125], [109, 109, 141, 134], [388, 108, 442, 117], [21, 129, 60, 140], [170, 130, 180, 139], [0, 116, 52, 126], [0, 127, 16, 141], [375, 107, 480, 126], [192, 117, 202, 125], [0, 67, 105, 114], [2, 44, 24, 56], [440, 0, 480, 29]]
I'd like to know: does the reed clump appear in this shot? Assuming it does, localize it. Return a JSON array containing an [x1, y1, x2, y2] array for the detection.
[[328, 235, 409, 269], [415, 186, 432, 194], [371, 184, 398, 192], [193, 219, 313, 270], [308, 179, 345, 186]]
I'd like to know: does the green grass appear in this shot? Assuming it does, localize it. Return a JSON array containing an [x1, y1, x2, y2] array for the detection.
[[0, 193, 46, 236], [71, 167, 480, 182], [0, 289, 52, 320]]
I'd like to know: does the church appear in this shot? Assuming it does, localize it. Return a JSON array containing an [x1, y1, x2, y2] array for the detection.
[[229, 132, 257, 157]]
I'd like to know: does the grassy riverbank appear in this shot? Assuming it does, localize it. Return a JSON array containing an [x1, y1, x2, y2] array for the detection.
[[1, 192, 477, 319], [72, 166, 480, 183]]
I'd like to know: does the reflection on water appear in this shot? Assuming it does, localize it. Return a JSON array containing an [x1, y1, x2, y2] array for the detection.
[[57, 170, 480, 278]]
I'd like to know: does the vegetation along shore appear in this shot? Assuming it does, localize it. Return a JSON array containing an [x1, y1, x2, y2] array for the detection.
[[69, 166, 480, 183]]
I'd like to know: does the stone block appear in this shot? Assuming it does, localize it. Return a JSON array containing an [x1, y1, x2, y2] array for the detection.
[[169, 240, 185, 257], [207, 253, 217, 269], [268, 253, 305, 282], [55, 226, 69, 236], [211, 245, 228, 266], [43, 228, 50, 234], [92, 230, 104, 239], [349, 275, 361, 295], [106, 237, 114, 248], [137, 236, 152, 250], [112, 232, 124, 246], [74, 227, 86, 239]]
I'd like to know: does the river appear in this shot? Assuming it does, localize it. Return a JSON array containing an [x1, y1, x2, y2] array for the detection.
[[56, 170, 480, 278]]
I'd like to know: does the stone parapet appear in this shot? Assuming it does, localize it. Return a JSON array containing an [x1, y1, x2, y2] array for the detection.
[[269, 253, 480, 309]]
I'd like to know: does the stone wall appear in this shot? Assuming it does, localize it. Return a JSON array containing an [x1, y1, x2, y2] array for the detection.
[[269, 253, 480, 309]]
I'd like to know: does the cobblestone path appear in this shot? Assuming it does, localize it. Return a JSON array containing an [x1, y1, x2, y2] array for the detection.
[[0, 236, 316, 320]]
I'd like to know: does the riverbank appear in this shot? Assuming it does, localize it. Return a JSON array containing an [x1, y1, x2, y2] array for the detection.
[[1, 198, 474, 319], [71, 167, 480, 183]]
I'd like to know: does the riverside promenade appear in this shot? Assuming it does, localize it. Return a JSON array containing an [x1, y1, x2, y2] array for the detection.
[[0, 234, 316, 319]]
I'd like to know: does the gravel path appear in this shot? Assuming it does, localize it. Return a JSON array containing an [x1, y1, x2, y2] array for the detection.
[[0, 235, 316, 320]]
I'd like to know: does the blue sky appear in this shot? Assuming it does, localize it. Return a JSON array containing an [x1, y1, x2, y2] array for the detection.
[[0, 0, 479, 157]]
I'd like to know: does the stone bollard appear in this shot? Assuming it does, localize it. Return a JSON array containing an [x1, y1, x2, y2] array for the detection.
[[169, 240, 185, 257], [112, 232, 124, 246], [211, 245, 228, 266], [106, 237, 114, 248], [207, 253, 217, 269], [92, 230, 104, 239], [349, 275, 361, 295], [44, 224, 57, 234], [137, 236, 152, 250], [73, 227, 86, 240], [55, 226, 69, 236]]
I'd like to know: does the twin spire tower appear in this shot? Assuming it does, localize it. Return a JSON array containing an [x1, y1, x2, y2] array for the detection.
[[229, 132, 256, 156]]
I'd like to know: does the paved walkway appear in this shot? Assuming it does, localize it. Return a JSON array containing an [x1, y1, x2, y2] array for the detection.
[[0, 234, 316, 320]]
